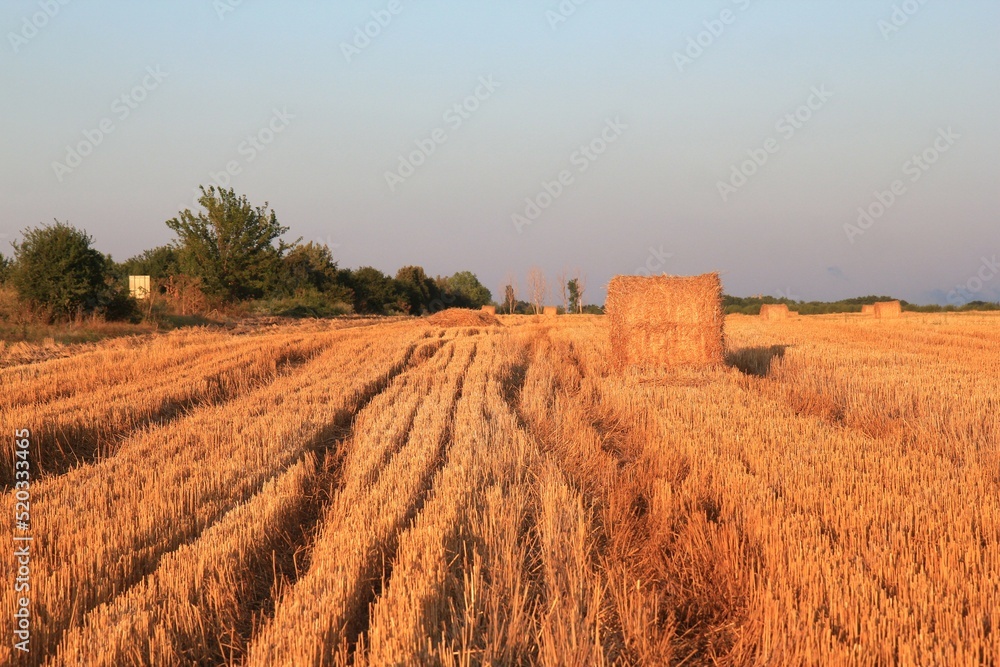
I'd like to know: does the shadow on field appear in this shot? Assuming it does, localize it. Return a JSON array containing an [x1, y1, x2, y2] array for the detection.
[[726, 345, 790, 378]]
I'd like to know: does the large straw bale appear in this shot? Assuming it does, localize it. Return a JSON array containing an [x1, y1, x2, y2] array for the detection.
[[543, 306, 558, 317], [480, 305, 497, 315], [760, 303, 790, 320], [862, 305, 875, 315], [606, 273, 724, 369], [873, 301, 902, 319]]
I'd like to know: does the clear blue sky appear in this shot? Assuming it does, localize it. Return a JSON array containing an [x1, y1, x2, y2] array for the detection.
[[3, 0, 998, 304]]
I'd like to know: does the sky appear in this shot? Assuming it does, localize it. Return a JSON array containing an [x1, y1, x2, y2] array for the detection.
[[2, 0, 998, 305]]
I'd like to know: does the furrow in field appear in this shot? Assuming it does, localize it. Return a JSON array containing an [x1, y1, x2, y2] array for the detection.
[[47, 335, 451, 667], [48, 454, 324, 667], [355, 337, 498, 667], [2, 328, 260, 408], [243, 338, 476, 667], [364, 330, 545, 666], [1, 332, 336, 487], [511, 328, 679, 666], [0, 322, 428, 665]]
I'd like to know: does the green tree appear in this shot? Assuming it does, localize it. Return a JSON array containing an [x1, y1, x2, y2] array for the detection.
[[395, 265, 440, 314], [347, 266, 404, 314], [567, 278, 581, 314], [447, 271, 492, 308], [166, 186, 293, 302], [282, 242, 341, 294], [118, 245, 180, 280], [9, 221, 111, 318], [0, 254, 10, 284]]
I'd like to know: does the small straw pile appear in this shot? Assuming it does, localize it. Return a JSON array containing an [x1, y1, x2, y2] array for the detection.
[[605, 273, 724, 370], [480, 305, 497, 315], [427, 308, 501, 327]]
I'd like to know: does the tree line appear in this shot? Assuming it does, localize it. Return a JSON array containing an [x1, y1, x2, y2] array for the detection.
[[0, 187, 494, 322]]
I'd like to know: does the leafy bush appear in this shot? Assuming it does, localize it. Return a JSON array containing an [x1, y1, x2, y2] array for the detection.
[[9, 221, 129, 320]]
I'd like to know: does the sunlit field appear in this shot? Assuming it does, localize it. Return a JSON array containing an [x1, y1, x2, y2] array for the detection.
[[2, 313, 997, 666]]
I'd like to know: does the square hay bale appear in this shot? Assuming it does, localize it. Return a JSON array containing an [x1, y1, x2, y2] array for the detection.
[[606, 273, 724, 369], [481, 305, 497, 315], [874, 300, 902, 319], [543, 306, 558, 317], [760, 303, 790, 320], [862, 305, 875, 315]]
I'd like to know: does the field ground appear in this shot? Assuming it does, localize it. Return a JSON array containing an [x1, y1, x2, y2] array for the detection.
[[2, 312, 997, 665]]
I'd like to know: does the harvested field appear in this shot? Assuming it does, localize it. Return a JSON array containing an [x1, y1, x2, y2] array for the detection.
[[3, 313, 998, 666]]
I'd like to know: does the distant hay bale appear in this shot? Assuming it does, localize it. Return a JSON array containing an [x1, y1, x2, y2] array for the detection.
[[861, 305, 875, 315], [427, 308, 501, 327], [874, 300, 902, 319], [606, 273, 724, 370], [760, 304, 790, 320], [543, 306, 558, 317], [480, 305, 497, 315]]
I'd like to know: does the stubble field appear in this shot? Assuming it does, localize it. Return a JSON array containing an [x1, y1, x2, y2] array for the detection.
[[2, 313, 998, 666]]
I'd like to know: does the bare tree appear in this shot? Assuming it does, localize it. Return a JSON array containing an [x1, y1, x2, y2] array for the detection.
[[502, 272, 519, 314], [557, 267, 569, 313], [527, 267, 547, 315], [572, 269, 587, 313]]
